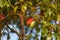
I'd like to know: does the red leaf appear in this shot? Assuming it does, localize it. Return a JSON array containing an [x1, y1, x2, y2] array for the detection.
[[26, 18, 34, 25], [0, 14, 5, 21]]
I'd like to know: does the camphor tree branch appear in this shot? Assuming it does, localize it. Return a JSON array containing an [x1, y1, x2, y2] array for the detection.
[[18, 12, 25, 40], [4, 12, 25, 40], [7, 25, 21, 40]]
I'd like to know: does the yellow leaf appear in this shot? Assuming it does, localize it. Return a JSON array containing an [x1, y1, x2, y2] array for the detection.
[[14, 6, 18, 13], [20, 0, 24, 2], [30, 21, 35, 28], [51, 3, 56, 9], [27, 2, 32, 6], [21, 5, 27, 12], [57, 14, 60, 21]]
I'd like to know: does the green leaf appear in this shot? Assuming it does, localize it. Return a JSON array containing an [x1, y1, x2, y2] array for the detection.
[[42, 28, 48, 36], [0, 0, 4, 8], [0, 0, 3, 7]]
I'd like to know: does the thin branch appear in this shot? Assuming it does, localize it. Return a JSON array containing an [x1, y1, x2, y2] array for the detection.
[[7, 25, 21, 40]]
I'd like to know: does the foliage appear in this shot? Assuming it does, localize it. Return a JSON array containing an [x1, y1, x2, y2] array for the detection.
[[0, 0, 60, 40]]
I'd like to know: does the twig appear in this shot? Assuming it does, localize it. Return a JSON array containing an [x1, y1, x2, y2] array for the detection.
[[7, 25, 21, 40]]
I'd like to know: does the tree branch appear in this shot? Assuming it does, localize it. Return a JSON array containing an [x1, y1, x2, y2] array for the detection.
[[7, 25, 21, 40]]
